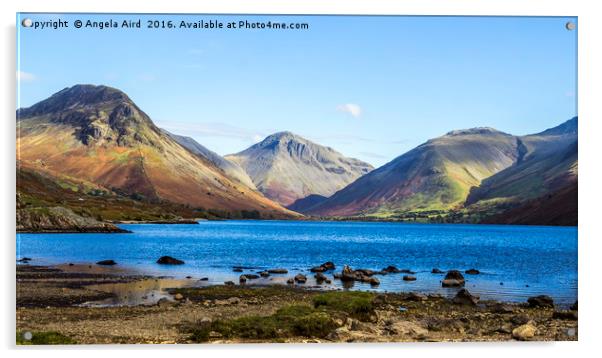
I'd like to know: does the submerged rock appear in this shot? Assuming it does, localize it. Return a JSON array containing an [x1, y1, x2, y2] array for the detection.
[[321, 261, 336, 270], [465, 268, 480, 275], [431, 268, 444, 274], [156, 256, 184, 265], [403, 275, 417, 281], [233, 267, 243, 272], [382, 265, 401, 273], [259, 271, 270, 277], [442, 279, 463, 287], [368, 277, 380, 286], [527, 295, 554, 308], [267, 268, 288, 274], [96, 260, 117, 266]]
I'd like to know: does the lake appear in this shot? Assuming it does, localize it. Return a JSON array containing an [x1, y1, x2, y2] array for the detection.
[[16, 220, 578, 306]]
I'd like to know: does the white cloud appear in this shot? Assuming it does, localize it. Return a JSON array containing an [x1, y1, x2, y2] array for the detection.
[[336, 103, 362, 118], [16, 70, 36, 82]]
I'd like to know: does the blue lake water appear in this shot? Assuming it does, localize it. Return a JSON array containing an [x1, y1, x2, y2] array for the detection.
[[16, 220, 578, 305]]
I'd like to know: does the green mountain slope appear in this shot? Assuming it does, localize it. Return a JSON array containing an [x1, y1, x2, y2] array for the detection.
[[307, 128, 520, 217]]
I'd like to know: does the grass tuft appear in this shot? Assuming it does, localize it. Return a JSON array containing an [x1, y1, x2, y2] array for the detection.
[[313, 291, 375, 321], [190, 304, 337, 342]]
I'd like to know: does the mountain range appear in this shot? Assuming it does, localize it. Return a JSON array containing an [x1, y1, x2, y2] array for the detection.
[[304, 118, 577, 224], [16, 84, 577, 229]]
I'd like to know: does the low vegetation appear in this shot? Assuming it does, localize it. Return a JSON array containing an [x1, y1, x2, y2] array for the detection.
[[16, 331, 76, 345], [190, 305, 337, 342], [188, 290, 375, 342]]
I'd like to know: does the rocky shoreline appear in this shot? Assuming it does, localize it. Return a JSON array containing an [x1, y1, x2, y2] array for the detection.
[[16, 263, 577, 344]]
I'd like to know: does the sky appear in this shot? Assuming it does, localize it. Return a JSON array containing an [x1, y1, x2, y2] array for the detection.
[[17, 14, 577, 167]]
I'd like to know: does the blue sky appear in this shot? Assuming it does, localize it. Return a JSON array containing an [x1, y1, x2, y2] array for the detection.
[[17, 14, 577, 167]]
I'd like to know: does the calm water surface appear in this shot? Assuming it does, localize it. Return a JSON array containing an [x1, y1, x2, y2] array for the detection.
[[17, 220, 578, 305]]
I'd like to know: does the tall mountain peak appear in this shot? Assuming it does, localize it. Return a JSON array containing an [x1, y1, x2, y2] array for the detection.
[[445, 127, 506, 137], [17, 84, 158, 147], [226, 132, 373, 206]]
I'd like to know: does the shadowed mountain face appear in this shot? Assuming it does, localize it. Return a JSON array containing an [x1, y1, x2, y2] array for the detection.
[[466, 117, 577, 206], [163, 130, 257, 190], [307, 118, 578, 219], [307, 128, 521, 216], [16, 85, 296, 217], [225, 132, 374, 206]]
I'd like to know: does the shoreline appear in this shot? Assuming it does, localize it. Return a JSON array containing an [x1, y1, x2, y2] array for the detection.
[[17, 217, 578, 234], [16, 263, 578, 344]]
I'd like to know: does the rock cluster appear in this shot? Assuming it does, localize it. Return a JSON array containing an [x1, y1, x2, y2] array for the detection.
[[335, 265, 380, 286], [310, 261, 336, 272]]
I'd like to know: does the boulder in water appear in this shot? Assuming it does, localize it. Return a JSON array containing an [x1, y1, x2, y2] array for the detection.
[[442, 270, 465, 287], [96, 260, 117, 266], [294, 274, 307, 283], [156, 256, 184, 265]]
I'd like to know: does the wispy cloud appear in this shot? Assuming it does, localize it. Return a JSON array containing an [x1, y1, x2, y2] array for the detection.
[[17, 70, 36, 82], [336, 103, 362, 118], [157, 121, 265, 143], [359, 151, 387, 159], [138, 74, 156, 82]]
